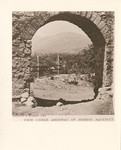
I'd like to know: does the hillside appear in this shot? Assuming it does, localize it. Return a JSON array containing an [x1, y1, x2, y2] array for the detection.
[[32, 32, 92, 54]]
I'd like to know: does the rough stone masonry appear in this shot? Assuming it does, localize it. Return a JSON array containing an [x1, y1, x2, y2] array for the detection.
[[12, 11, 114, 100]]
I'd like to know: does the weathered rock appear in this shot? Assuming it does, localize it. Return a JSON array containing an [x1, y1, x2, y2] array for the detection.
[[90, 12, 98, 21], [56, 102, 63, 106], [98, 86, 111, 93], [80, 11, 87, 17], [24, 47, 31, 55], [96, 86, 113, 101], [19, 42, 25, 48], [27, 96, 35, 102], [27, 96, 37, 107], [23, 74, 31, 81], [97, 21, 106, 29], [94, 15, 101, 25], [86, 11, 92, 19], [26, 43, 32, 48], [26, 40, 32, 44], [13, 95, 21, 99], [24, 101, 34, 107], [21, 92, 29, 98], [20, 97, 27, 103]]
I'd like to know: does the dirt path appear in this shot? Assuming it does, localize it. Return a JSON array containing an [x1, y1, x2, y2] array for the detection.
[[12, 98, 113, 116]]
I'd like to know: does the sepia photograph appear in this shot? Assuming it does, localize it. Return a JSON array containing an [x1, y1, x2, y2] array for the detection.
[[1, 1, 121, 150], [12, 11, 114, 117]]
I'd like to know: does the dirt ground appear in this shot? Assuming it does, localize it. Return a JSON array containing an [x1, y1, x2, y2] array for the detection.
[[12, 74, 114, 116], [31, 75, 94, 101]]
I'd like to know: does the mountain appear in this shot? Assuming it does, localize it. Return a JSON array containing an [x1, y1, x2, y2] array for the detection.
[[32, 32, 92, 54]]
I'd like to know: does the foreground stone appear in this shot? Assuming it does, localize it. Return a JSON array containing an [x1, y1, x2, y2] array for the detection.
[[22, 96, 36, 107], [27, 96, 35, 102], [97, 86, 113, 101], [56, 102, 63, 106], [20, 97, 27, 103], [24, 101, 34, 107], [21, 92, 29, 98]]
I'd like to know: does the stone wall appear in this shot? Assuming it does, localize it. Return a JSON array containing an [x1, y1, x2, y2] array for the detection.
[[102, 12, 114, 87], [12, 39, 32, 96], [12, 11, 114, 98]]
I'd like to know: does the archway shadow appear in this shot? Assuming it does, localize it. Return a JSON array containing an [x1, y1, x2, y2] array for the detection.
[[34, 97, 94, 107]]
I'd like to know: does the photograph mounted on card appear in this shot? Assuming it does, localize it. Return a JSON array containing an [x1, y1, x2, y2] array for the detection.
[[12, 11, 114, 120]]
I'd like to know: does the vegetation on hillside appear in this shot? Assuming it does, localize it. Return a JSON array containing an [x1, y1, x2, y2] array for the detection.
[[31, 44, 94, 78]]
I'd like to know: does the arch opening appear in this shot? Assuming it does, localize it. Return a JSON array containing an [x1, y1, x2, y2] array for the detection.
[[12, 11, 106, 99], [30, 13, 106, 98], [31, 21, 95, 101]]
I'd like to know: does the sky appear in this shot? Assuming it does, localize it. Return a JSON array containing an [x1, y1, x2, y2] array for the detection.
[[32, 21, 92, 54], [32, 21, 90, 38]]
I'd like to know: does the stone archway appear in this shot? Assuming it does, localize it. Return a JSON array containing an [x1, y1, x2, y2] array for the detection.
[[12, 11, 114, 98]]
